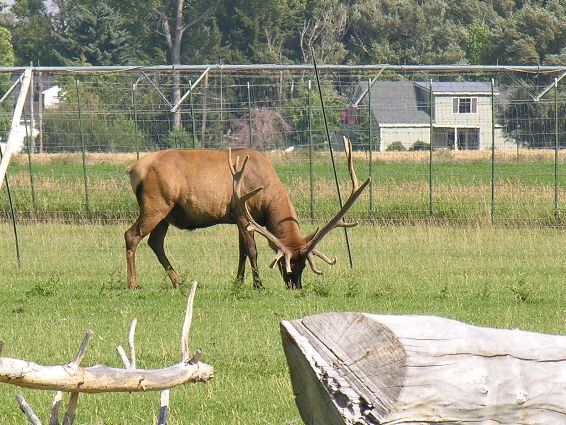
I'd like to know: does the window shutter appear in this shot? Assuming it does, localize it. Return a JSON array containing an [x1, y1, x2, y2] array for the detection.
[[472, 98, 478, 113], [453, 98, 458, 113]]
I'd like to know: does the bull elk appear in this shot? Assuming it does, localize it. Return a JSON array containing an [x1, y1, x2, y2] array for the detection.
[[125, 138, 370, 289]]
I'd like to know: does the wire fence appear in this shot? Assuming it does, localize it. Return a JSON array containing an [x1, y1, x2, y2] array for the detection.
[[1, 64, 566, 227]]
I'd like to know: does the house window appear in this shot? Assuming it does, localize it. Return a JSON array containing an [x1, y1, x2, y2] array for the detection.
[[453, 97, 478, 114]]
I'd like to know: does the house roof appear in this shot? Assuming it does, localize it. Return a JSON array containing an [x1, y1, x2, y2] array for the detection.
[[358, 80, 431, 125], [414, 81, 495, 94], [354, 80, 498, 125]]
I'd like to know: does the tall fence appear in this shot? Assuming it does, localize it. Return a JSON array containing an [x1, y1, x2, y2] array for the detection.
[[1, 64, 565, 227]]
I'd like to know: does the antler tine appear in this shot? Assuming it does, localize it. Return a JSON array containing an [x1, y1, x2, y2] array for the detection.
[[302, 137, 371, 259], [311, 249, 336, 265], [344, 136, 359, 192], [306, 254, 323, 275], [228, 149, 293, 274]]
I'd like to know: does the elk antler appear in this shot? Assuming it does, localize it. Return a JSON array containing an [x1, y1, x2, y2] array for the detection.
[[228, 149, 293, 274], [301, 138, 371, 273]]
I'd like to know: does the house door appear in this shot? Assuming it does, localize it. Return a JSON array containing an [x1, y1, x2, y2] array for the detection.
[[458, 128, 480, 150]]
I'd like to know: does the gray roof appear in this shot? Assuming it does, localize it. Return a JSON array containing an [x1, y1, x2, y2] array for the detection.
[[360, 81, 430, 125], [354, 80, 496, 125], [414, 81, 494, 94]]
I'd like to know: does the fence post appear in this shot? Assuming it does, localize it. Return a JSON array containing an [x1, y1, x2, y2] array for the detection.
[[308, 80, 314, 220], [75, 78, 90, 217], [0, 148, 20, 266], [247, 82, 253, 148], [190, 80, 197, 149], [491, 78, 496, 224], [368, 78, 373, 215], [429, 79, 433, 218], [24, 114, 36, 212], [131, 83, 140, 159], [554, 78, 559, 221]]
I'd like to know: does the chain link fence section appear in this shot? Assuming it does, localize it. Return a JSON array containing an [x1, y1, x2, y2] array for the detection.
[[0, 64, 565, 225]]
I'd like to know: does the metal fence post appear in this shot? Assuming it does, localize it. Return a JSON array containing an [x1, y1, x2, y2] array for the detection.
[[247, 82, 253, 148], [24, 114, 36, 211], [131, 83, 140, 159], [75, 78, 90, 216], [491, 78, 496, 224], [554, 78, 559, 221], [308, 79, 314, 220], [429, 79, 433, 218], [368, 78, 373, 214], [190, 80, 197, 149]]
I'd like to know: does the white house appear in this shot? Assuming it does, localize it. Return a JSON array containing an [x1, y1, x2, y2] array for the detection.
[[350, 81, 511, 151]]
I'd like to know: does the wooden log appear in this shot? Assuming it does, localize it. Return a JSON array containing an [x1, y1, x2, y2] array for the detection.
[[281, 312, 566, 424], [0, 359, 213, 393]]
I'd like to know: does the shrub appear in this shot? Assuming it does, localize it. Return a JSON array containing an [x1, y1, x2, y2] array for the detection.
[[386, 141, 406, 151], [410, 140, 431, 151], [162, 127, 197, 149]]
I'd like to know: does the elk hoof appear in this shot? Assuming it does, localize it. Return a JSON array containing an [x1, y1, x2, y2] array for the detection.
[[168, 270, 182, 288]]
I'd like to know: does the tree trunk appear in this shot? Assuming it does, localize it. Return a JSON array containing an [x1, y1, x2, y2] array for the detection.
[[281, 312, 566, 424]]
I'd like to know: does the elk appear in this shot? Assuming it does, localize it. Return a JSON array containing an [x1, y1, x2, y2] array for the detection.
[[124, 138, 370, 289]]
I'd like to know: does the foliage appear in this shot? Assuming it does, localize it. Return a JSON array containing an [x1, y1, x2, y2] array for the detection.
[[53, 0, 134, 66], [386, 141, 406, 152], [3, 0, 566, 66], [287, 80, 349, 146], [229, 108, 294, 149], [162, 127, 196, 149], [409, 140, 430, 151], [0, 26, 14, 93], [42, 88, 153, 152]]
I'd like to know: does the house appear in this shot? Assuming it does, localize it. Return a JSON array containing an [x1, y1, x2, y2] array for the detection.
[[348, 80, 509, 151]]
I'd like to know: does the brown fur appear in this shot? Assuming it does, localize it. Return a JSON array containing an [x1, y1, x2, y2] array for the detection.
[[124, 148, 307, 289]]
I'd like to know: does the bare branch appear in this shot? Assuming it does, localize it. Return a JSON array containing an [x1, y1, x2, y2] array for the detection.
[[181, 281, 198, 363], [158, 390, 170, 425], [128, 319, 137, 369], [16, 395, 42, 425], [116, 345, 131, 369], [61, 393, 78, 425]]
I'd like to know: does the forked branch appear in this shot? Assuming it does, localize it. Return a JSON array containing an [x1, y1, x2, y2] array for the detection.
[[1, 282, 212, 425]]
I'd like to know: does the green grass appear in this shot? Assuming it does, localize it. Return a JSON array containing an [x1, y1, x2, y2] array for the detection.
[[0, 223, 565, 424]]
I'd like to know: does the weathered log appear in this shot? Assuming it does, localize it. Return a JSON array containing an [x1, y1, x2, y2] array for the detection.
[[281, 312, 566, 424], [0, 358, 213, 393]]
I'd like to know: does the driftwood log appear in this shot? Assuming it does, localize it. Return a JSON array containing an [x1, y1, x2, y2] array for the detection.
[[0, 281, 213, 425], [281, 312, 566, 424]]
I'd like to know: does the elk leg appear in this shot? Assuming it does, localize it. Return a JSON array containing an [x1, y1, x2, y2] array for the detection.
[[238, 226, 263, 289], [148, 220, 182, 288], [125, 209, 170, 289], [237, 232, 247, 282]]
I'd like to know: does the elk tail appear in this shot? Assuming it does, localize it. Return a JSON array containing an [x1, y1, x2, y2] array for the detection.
[[126, 164, 144, 204]]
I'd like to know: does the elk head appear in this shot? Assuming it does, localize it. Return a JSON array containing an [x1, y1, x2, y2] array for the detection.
[[229, 139, 370, 289]]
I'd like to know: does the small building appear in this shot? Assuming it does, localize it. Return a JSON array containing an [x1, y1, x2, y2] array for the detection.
[[349, 80, 509, 151]]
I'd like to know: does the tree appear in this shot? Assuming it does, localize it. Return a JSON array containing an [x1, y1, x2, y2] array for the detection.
[[146, 0, 219, 128], [9, 0, 59, 65], [54, 0, 133, 65], [0, 26, 15, 140], [299, 0, 348, 64]]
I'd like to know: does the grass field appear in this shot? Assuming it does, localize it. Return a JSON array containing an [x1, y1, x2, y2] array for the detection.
[[3, 149, 566, 225], [0, 223, 565, 424]]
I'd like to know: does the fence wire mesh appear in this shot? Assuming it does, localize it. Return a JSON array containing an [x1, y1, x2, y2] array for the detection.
[[1, 65, 566, 227]]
